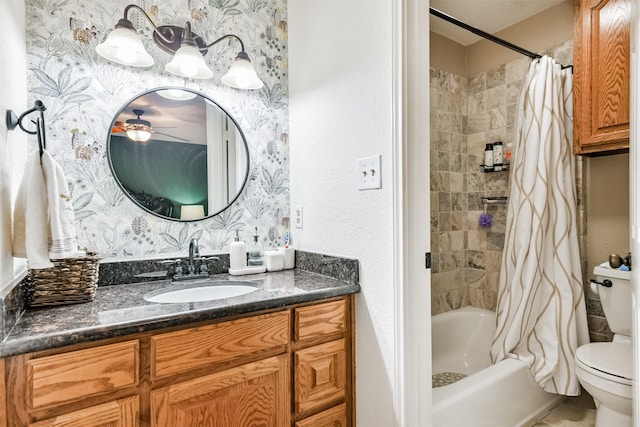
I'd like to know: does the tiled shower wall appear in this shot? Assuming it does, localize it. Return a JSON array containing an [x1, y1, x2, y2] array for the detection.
[[429, 69, 468, 313], [431, 41, 595, 327], [429, 63, 510, 315]]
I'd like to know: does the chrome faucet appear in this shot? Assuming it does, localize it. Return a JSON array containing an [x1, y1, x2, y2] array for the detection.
[[188, 238, 200, 274], [172, 238, 217, 281]]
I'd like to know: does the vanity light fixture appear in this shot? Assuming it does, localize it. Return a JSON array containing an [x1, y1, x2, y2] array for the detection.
[[96, 4, 264, 89]]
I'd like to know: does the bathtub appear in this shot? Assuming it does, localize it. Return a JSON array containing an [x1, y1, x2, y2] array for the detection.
[[432, 307, 563, 427]]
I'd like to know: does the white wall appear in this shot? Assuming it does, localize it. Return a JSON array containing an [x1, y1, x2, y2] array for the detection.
[[289, 0, 397, 424], [0, 0, 28, 288]]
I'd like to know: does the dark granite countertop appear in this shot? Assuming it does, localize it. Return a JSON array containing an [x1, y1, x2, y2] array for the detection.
[[0, 269, 360, 358]]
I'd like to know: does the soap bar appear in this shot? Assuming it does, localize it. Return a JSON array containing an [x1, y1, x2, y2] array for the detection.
[[265, 251, 284, 272]]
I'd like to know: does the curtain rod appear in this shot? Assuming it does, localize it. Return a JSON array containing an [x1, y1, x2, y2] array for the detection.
[[429, 7, 573, 70]]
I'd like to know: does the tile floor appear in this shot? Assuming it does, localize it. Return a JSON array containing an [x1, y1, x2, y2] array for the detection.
[[530, 390, 596, 427]]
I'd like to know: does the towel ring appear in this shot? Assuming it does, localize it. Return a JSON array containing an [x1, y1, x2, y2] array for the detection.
[[6, 100, 47, 156]]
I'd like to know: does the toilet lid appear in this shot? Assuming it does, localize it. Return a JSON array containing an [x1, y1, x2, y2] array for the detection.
[[576, 343, 633, 382]]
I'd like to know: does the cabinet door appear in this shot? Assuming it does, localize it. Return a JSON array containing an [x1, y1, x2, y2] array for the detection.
[[151, 355, 290, 427], [295, 340, 346, 416], [29, 396, 139, 427], [574, 0, 631, 154]]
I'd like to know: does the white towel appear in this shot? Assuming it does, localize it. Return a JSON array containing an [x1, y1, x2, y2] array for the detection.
[[12, 155, 53, 269], [41, 152, 78, 259], [12, 151, 79, 269]]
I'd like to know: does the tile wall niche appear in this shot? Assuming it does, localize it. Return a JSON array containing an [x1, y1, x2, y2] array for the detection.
[[430, 41, 595, 331]]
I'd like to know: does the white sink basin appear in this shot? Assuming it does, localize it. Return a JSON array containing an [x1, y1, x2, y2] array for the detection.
[[144, 280, 258, 303]]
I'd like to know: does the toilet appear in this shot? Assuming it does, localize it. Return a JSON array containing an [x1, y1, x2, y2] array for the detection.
[[575, 265, 633, 427]]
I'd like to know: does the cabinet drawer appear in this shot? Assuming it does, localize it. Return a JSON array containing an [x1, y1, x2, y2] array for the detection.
[[295, 339, 346, 415], [29, 396, 139, 427], [295, 404, 347, 427], [151, 311, 289, 379], [28, 340, 139, 409], [295, 300, 346, 341]]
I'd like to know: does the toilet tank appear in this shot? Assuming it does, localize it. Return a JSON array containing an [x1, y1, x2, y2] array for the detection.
[[593, 265, 632, 337]]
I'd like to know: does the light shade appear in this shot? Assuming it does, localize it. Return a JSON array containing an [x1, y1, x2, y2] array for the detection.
[[221, 52, 264, 90], [180, 204, 205, 220], [126, 128, 152, 143], [156, 89, 198, 101], [96, 24, 154, 67], [165, 45, 213, 79]]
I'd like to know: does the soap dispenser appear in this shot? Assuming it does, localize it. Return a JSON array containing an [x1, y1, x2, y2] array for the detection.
[[247, 227, 264, 266], [229, 230, 247, 270]]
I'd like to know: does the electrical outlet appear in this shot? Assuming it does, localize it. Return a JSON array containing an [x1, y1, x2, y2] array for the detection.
[[294, 205, 303, 228], [358, 155, 382, 190]]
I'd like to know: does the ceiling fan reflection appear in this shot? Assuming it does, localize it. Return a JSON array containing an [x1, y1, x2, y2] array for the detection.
[[112, 108, 189, 144]]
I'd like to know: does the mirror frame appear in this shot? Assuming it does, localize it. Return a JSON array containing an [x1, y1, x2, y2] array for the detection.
[[106, 86, 250, 222]]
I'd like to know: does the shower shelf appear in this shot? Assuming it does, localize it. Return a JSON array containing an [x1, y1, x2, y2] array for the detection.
[[479, 165, 509, 173], [481, 196, 508, 205]]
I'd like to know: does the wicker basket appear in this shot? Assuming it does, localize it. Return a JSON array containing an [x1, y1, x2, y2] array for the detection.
[[26, 252, 100, 307]]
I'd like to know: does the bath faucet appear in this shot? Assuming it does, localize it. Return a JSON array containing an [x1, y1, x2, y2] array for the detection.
[[188, 238, 200, 274], [172, 238, 217, 281]]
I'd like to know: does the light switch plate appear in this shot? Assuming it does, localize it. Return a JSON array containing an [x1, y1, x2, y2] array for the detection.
[[294, 205, 303, 228], [358, 155, 382, 190]]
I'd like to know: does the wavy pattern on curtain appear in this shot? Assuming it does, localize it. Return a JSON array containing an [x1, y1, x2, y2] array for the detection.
[[490, 56, 589, 396]]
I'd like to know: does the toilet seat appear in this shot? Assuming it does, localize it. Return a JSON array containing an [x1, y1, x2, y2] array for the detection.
[[576, 343, 633, 386]]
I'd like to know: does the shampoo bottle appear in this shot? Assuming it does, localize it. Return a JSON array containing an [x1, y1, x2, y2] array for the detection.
[[484, 143, 494, 172], [247, 227, 264, 266], [229, 230, 247, 270], [493, 141, 503, 172]]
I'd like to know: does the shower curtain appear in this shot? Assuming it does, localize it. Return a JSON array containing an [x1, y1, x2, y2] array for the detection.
[[490, 56, 589, 396]]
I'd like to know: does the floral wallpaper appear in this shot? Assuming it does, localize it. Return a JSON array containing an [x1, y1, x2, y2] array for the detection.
[[24, 0, 289, 258]]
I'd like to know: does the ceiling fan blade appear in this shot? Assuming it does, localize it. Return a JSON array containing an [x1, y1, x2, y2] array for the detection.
[[112, 121, 126, 133], [154, 131, 190, 142]]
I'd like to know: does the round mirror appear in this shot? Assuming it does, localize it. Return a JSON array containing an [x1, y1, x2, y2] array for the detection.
[[107, 87, 249, 221]]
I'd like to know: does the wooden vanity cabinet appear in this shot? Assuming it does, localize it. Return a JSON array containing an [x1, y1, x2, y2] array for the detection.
[[574, 0, 632, 155], [2, 295, 355, 427]]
